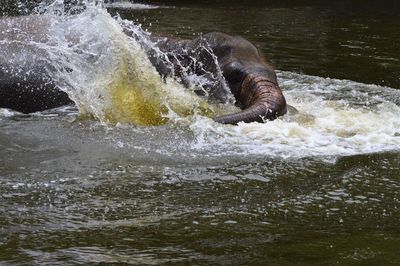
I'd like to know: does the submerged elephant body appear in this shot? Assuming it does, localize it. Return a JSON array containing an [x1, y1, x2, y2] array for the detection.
[[0, 16, 73, 113], [0, 16, 286, 124], [150, 32, 287, 124]]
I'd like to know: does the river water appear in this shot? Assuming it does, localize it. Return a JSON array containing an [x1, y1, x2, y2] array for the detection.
[[1, 1, 400, 264]]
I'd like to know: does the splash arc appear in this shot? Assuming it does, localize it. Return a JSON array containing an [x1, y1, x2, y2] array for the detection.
[[0, 14, 287, 124]]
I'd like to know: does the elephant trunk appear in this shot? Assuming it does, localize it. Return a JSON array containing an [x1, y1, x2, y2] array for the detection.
[[214, 73, 287, 125]]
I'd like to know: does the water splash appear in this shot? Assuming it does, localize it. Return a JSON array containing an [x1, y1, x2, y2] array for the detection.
[[34, 1, 219, 125], [1, 0, 235, 126]]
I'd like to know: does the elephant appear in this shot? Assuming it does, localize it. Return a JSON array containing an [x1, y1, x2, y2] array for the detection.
[[147, 32, 287, 124], [0, 16, 74, 113], [0, 15, 287, 124]]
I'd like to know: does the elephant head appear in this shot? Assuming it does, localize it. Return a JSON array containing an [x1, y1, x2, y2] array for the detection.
[[153, 32, 287, 125], [202, 33, 287, 124]]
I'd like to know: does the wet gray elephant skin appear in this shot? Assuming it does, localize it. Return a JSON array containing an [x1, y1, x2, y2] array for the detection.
[[149, 32, 287, 124], [0, 16, 73, 113], [0, 16, 287, 124]]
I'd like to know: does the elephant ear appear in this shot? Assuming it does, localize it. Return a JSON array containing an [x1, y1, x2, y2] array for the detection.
[[214, 73, 286, 125]]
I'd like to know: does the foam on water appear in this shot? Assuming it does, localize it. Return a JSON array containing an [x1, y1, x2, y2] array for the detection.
[[190, 72, 400, 158], [0, 108, 18, 118]]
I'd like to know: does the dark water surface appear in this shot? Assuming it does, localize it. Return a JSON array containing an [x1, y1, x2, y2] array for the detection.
[[1, 1, 400, 265], [121, 0, 400, 88]]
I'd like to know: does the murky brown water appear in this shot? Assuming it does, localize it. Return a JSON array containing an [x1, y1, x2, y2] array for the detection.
[[1, 1, 400, 265]]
